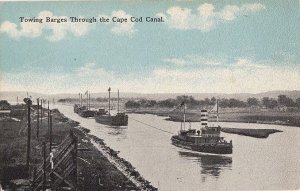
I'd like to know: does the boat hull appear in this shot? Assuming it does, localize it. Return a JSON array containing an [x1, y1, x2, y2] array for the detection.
[[78, 110, 96, 118], [95, 114, 128, 126], [171, 135, 232, 154]]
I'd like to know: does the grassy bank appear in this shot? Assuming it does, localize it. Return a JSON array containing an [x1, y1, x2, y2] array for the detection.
[[221, 128, 283, 138], [127, 108, 300, 127], [0, 105, 156, 190]]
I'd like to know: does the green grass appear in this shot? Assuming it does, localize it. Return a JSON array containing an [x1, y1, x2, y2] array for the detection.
[[0, 106, 147, 190]]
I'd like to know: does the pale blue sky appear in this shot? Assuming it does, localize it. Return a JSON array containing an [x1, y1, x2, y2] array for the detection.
[[0, 1, 299, 94]]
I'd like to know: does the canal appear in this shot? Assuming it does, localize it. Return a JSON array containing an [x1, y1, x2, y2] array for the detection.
[[56, 104, 300, 190]]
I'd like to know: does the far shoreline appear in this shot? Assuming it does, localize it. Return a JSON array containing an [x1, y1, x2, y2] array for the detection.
[[126, 108, 300, 128]]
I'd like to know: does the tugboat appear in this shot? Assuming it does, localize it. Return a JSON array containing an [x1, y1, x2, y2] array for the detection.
[[171, 102, 232, 154], [95, 88, 128, 126]]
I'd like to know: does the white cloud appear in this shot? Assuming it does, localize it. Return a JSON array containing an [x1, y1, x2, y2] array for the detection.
[[234, 58, 268, 68], [99, 10, 136, 35], [1, 59, 299, 94], [0, 11, 92, 41], [159, 3, 266, 31], [164, 58, 187, 65], [150, 65, 300, 93], [1, 63, 115, 94], [241, 3, 267, 12], [164, 55, 223, 66], [163, 7, 193, 30], [75, 63, 114, 78]]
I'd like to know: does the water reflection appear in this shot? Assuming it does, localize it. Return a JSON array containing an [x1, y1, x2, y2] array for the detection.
[[178, 151, 232, 178], [106, 126, 127, 140], [56, 105, 300, 190]]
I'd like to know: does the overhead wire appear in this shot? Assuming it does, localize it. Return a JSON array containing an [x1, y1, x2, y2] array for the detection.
[[128, 116, 173, 135]]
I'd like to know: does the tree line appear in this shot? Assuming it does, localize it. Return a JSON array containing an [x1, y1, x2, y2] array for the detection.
[[125, 95, 300, 109], [58, 97, 119, 103]]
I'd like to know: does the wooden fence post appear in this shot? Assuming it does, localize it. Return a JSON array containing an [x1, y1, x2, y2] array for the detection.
[[42, 142, 46, 191], [31, 167, 37, 190], [70, 131, 78, 191]]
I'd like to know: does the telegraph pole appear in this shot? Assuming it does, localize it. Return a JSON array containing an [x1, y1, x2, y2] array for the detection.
[[40, 99, 43, 129], [49, 112, 53, 153], [37, 98, 40, 138], [26, 99, 32, 171]]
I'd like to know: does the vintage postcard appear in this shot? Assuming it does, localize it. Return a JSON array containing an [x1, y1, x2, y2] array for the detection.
[[0, 1, 299, 190]]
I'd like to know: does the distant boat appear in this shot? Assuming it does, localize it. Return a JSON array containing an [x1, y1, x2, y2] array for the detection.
[[171, 102, 233, 154], [95, 88, 128, 126], [73, 104, 81, 113], [74, 91, 97, 117]]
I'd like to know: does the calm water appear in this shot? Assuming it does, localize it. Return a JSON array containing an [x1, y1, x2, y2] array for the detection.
[[56, 105, 299, 190]]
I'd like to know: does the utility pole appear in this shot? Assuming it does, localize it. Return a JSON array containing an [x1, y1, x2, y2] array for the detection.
[[217, 98, 219, 125], [37, 98, 40, 138], [26, 99, 32, 171], [48, 101, 50, 141], [40, 99, 43, 129], [17, 96, 19, 105], [49, 111, 52, 153], [183, 103, 186, 130]]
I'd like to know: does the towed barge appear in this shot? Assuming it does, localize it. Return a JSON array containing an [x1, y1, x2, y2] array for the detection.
[[95, 88, 128, 126]]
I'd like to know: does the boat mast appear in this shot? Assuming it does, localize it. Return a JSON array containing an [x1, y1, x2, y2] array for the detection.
[[80, 93, 82, 107], [117, 89, 119, 113], [183, 103, 186, 130], [108, 87, 111, 115], [217, 98, 219, 125], [89, 92, 91, 110], [78, 93, 80, 106], [86, 91, 88, 110]]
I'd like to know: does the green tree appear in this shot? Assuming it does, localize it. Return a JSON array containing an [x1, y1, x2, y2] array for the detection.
[[158, 99, 177, 108], [247, 97, 259, 106], [0, 100, 11, 110], [296, 97, 300, 108], [262, 97, 278, 108], [125, 100, 141, 108], [278, 95, 295, 107], [210, 97, 216, 105]]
